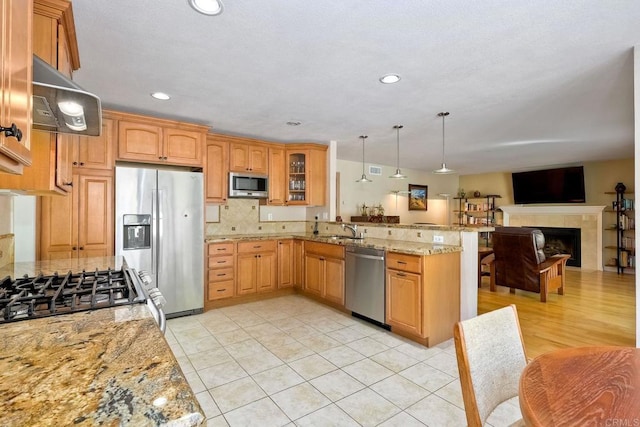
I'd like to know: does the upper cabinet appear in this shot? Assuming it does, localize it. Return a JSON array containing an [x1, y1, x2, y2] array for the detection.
[[229, 140, 268, 174], [72, 116, 115, 170], [114, 111, 208, 167], [0, 0, 77, 193], [0, 0, 33, 174], [205, 134, 229, 204], [268, 145, 287, 205], [285, 145, 327, 206]]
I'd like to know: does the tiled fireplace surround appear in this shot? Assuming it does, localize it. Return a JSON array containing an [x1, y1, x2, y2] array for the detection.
[[500, 205, 606, 271]]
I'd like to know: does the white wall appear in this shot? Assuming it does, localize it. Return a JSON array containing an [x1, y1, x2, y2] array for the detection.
[[13, 195, 36, 262], [337, 159, 459, 224], [634, 45, 639, 347], [0, 195, 11, 234]]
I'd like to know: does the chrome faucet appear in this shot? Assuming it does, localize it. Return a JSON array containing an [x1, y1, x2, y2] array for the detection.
[[342, 223, 358, 237]]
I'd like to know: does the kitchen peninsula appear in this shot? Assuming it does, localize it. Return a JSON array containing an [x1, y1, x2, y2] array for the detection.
[[0, 257, 204, 426]]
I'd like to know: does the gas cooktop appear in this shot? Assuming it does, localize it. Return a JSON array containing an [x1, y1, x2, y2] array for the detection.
[[0, 268, 146, 324]]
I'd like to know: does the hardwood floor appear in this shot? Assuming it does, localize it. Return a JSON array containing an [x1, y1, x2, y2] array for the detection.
[[478, 269, 636, 359]]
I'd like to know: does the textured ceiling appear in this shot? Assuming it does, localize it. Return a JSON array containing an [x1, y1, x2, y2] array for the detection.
[[71, 0, 640, 174]]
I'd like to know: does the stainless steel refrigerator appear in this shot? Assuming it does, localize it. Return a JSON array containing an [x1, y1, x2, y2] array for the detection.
[[115, 165, 204, 317]]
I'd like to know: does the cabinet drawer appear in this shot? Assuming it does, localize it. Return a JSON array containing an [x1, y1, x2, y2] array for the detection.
[[304, 241, 345, 259], [208, 255, 234, 269], [237, 240, 277, 253], [208, 280, 234, 300], [208, 242, 234, 255], [208, 267, 234, 282], [387, 252, 421, 273]]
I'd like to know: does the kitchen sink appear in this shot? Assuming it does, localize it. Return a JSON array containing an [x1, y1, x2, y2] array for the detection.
[[323, 234, 364, 240]]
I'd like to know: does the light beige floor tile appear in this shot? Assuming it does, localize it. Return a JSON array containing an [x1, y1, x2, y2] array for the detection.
[[376, 411, 426, 426], [285, 325, 319, 340], [370, 374, 431, 409], [288, 354, 338, 380], [198, 360, 248, 389], [196, 390, 221, 419], [189, 347, 233, 371], [342, 322, 379, 337], [370, 348, 420, 372], [368, 330, 412, 348], [319, 345, 365, 368], [269, 318, 306, 331], [336, 388, 400, 427], [325, 327, 368, 344], [271, 383, 331, 420], [395, 342, 443, 361], [233, 314, 267, 328], [235, 350, 284, 375], [213, 328, 252, 346], [167, 316, 203, 332], [399, 362, 455, 392], [256, 332, 298, 350], [204, 320, 241, 335], [223, 397, 290, 427], [252, 364, 305, 395], [422, 351, 460, 377], [297, 334, 341, 352], [175, 326, 213, 343], [244, 322, 282, 338], [309, 370, 365, 402], [346, 337, 390, 357], [180, 336, 223, 355], [184, 370, 206, 393], [341, 358, 394, 386], [208, 376, 267, 413], [434, 378, 465, 409], [164, 328, 177, 343], [310, 319, 347, 333], [224, 338, 266, 359], [269, 341, 315, 363], [206, 415, 229, 426], [405, 394, 467, 426], [294, 403, 360, 427], [175, 354, 195, 374], [168, 341, 186, 358]]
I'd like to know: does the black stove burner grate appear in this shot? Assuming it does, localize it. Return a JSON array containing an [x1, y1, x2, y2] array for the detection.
[[0, 268, 145, 323]]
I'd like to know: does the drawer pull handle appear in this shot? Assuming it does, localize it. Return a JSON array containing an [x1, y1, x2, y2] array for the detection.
[[253, 245, 262, 248], [216, 248, 227, 251], [217, 289, 226, 292], [397, 272, 406, 277], [216, 273, 226, 276], [216, 260, 226, 264], [397, 261, 407, 264]]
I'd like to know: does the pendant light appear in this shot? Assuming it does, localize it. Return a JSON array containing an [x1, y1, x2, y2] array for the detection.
[[356, 135, 372, 183], [389, 125, 407, 179], [433, 111, 455, 174]]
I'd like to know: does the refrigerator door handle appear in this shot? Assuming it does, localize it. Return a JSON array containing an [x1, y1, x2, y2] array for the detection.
[[151, 189, 157, 274], [157, 189, 163, 275]]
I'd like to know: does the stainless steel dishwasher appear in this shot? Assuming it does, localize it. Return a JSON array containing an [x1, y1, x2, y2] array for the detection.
[[345, 245, 387, 326]]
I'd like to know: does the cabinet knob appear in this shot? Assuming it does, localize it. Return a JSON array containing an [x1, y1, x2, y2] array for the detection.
[[1, 123, 22, 142], [80, 162, 85, 166], [73, 161, 78, 166], [79, 247, 84, 250], [64, 182, 73, 187], [158, 156, 163, 160], [72, 246, 77, 250]]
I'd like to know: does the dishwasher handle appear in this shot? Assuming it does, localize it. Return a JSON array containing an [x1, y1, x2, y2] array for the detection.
[[347, 252, 385, 262]]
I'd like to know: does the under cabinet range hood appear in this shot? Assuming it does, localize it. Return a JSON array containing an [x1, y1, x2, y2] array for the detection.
[[32, 55, 102, 136]]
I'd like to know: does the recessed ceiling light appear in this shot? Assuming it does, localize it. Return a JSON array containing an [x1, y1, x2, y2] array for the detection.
[[379, 74, 401, 84], [188, 0, 224, 16], [151, 92, 171, 100], [286, 121, 302, 126]]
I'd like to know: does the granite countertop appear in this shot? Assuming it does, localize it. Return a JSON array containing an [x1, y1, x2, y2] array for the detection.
[[206, 233, 463, 256], [0, 305, 204, 426], [0, 257, 204, 425]]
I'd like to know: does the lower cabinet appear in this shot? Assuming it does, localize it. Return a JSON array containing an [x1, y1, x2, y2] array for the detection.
[[386, 251, 460, 346], [206, 242, 235, 304], [236, 240, 277, 295], [304, 241, 345, 305], [277, 239, 294, 288], [39, 171, 114, 260]]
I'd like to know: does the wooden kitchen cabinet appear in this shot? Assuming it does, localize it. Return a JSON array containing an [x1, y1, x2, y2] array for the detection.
[[386, 251, 460, 347], [229, 140, 268, 174], [277, 239, 294, 288], [0, 0, 33, 174], [72, 117, 115, 170], [205, 135, 229, 204], [0, 0, 77, 192], [206, 242, 235, 305], [293, 239, 304, 288], [236, 240, 277, 295], [39, 170, 113, 260], [268, 145, 287, 205], [285, 145, 327, 206], [115, 111, 207, 167], [304, 241, 345, 305]]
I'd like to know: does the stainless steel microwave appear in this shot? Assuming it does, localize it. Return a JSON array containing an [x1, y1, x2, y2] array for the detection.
[[228, 172, 268, 198]]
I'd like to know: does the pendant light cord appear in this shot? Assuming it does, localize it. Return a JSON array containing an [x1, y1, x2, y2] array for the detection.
[[438, 112, 450, 164], [360, 135, 368, 175]]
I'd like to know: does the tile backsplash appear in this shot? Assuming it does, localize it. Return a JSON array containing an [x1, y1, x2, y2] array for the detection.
[[0, 234, 15, 269], [206, 199, 306, 235]]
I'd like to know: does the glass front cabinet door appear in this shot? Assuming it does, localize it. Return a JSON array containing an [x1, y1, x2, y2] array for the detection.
[[287, 151, 308, 204]]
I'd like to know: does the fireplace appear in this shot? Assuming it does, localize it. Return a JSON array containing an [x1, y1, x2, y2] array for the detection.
[[531, 226, 581, 267]]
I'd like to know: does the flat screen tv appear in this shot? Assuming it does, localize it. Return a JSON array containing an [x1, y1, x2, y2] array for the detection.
[[512, 166, 586, 204]]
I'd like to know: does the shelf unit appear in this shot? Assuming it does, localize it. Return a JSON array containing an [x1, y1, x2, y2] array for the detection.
[[453, 194, 502, 247], [604, 183, 635, 274]]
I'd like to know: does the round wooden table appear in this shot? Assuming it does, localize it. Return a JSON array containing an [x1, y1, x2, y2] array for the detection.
[[519, 346, 640, 426]]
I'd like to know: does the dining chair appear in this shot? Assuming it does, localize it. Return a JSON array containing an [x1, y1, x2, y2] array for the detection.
[[454, 304, 527, 427]]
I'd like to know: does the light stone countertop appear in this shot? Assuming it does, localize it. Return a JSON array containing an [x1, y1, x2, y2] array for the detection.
[[206, 233, 463, 256], [0, 257, 204, 426]]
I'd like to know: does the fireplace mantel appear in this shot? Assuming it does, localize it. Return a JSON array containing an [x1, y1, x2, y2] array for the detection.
[[500, 205, 605, 271]]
